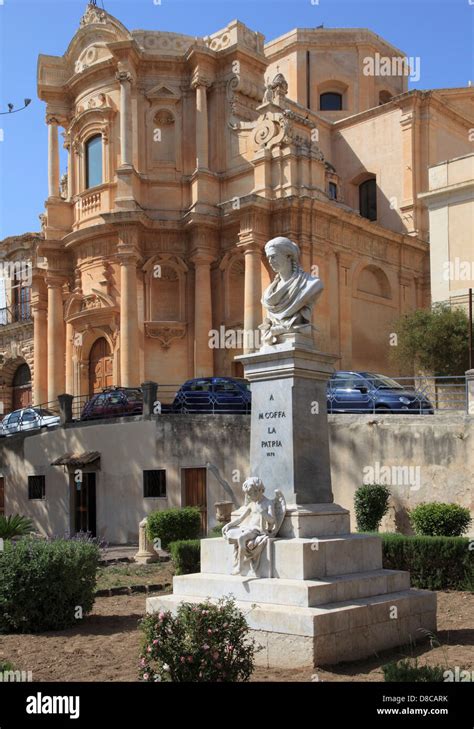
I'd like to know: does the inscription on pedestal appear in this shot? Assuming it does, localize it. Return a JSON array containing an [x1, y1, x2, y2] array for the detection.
[[258, 396, 285, 456]]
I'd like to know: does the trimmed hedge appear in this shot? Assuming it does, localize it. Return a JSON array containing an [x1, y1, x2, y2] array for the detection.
[[0, 537, 100, 633], [168, 539, 201, 575], [354, 484, 390, 532], [381, 533, 473, 591], [410, 502, 471, 537], [146, 507, 201, 551]]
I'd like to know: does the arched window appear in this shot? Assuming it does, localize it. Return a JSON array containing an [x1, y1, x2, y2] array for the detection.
[[85, 134, 102, 189], [359, 178, 377, 221], [320, 92, 342, 111]]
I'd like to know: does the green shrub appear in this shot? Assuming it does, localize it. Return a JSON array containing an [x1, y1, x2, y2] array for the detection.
[[169, 540, 201, 575], [354, 484, 391, 532], [381, 533, 473, 590], [146, 507, 201, 550], [0, 537, 100, 633], [0, 661, 14, 672], [207, 525, 223, 538], [0, 514, 34, 539], [139, 597, 255, 682], [383, 659, 446, 682], [410, 502, 471, 537]]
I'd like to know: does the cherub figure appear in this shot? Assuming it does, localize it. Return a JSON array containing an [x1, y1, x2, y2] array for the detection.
[[222, 477, 286, 576]]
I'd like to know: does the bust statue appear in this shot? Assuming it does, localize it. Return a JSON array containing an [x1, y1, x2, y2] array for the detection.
[[259, 236, 323, 345], [222, 477, 286, 576]]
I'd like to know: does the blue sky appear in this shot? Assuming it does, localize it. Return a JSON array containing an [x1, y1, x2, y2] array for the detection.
[[0, 0, 472, 238]]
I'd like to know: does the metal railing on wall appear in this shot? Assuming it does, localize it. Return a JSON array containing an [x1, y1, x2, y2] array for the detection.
[[0, 304, 32, 325]]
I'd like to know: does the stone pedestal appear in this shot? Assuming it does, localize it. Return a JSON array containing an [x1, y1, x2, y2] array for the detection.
[[146, 340, 437, 667], [134, 518, 158, 565], [237, 337, 336, 505]]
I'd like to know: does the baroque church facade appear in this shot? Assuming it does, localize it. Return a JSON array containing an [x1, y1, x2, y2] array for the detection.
[[1, 3, 473, 409]]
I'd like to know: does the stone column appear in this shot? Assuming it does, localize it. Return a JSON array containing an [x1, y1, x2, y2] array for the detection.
[[46, 275, 66, 402], [47, 116, 60, 199], [141, 381, 158, 418], [65, 322, 74, 395], [336, 252, 353, 369], [58, 394, 73, 425], [192, 253, 214, 377], [64, 140, 74, 200], [242, 244, 262, 354], [192, 77, 210, 170], [116, 71, 133, 167], [466, 369, 474, 416], [31, 297, 48, 406], [119, 249, 139, 386]]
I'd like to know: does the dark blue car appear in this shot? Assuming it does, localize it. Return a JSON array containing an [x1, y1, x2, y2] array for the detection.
[[171, 377, 251, 414], [327, 371, 434, 414]]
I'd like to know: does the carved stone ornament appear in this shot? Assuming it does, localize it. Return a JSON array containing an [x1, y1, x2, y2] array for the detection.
[[144, 322, 186, 349], [79, 3, 107, 28], [80, 294, 102, 311]]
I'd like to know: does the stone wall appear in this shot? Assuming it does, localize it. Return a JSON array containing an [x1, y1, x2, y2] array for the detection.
[[1, 412, 472, 542]]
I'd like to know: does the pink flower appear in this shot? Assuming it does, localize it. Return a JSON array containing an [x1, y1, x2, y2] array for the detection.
[[153, 639, 159, 645], [140, 658, 146, 666], [207, 629, 212, 635], [187, 656, 193, 663], [147, 646, 152, 653], [158, 611, 165, 620], [180, 656, 186, 664], [202, 644, 209, 651], [143, 673, 149, 680]]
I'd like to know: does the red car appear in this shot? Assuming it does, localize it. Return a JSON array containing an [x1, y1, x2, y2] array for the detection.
[[80, 387, 143, 421]]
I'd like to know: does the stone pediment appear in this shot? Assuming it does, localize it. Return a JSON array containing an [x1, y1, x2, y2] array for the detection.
[[65, 290, 118, 321], [145, 84, 180, 101]]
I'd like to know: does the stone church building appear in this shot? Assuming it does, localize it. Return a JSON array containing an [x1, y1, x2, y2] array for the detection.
[[1, 3, 473, 409]]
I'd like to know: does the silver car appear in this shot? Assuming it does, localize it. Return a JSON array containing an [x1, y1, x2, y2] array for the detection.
[[1, 407, 60, 436]]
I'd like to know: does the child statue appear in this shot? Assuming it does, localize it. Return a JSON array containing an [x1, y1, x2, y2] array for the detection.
[[222, 477, 286, 575]]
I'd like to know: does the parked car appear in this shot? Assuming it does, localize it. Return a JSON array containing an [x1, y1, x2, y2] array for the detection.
[[1, 407, 61, 436], [171, 377, 251, 414], [327, 371, 434, 414], [80, 387, 143, 420]]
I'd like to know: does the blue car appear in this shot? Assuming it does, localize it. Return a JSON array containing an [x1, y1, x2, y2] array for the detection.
[[327, 371, 434, 414], [171, 377, 251, 414]]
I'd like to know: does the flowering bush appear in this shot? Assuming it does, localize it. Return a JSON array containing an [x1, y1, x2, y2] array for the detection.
[[139, 597, 256, 682]]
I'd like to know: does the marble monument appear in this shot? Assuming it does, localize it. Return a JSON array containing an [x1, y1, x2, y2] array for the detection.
[[147, 236, 437, 668]]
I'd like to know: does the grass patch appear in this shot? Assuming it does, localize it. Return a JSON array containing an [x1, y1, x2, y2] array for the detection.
[[96, 562, 173, 590]]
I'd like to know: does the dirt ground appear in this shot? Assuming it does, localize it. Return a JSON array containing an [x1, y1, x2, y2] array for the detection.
[[0, 591, 472, 682]]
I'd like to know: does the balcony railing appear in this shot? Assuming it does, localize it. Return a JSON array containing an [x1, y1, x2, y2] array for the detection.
[[0, 304, 32, 325]]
